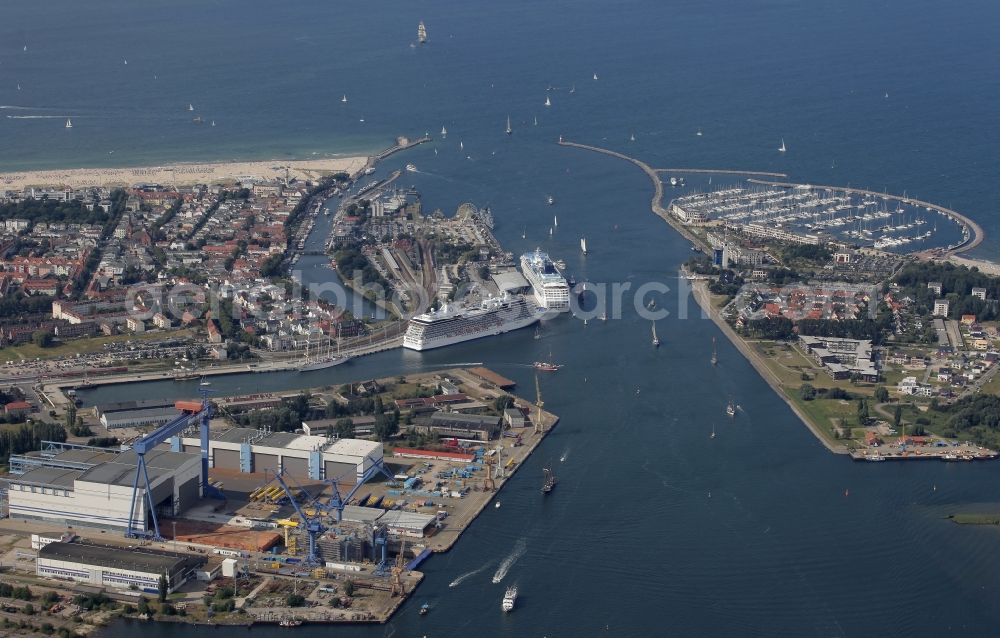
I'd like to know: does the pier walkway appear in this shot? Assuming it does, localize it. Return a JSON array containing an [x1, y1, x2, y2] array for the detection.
[[656, 168, 788, 178]]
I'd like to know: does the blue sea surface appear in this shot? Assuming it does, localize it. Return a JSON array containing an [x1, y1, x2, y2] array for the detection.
[[7, 0, 1000, 635]]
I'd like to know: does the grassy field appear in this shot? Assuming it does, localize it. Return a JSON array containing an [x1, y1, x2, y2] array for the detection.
[[787, 391, 859, 442], [0, 329, 195, 364]]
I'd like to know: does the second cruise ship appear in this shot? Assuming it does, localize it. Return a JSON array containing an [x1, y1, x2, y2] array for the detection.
[[403, 294, 546, 351], [520, 248, 570, 312]]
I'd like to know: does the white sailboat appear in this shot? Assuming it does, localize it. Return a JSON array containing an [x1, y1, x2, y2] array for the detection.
[[553, 215, 558, 227], [570, 84, 576, 93], [506, 115, 512, 135], [441, 126, 447, 136], [123, 58, 127, 65], [188, 103, 194, 111], [341, 94, 348, 103], [778, 138, 786, 153], [544, 95, 551, 107], [580, 237, 588, 254], [652, 322, 660, 347], [710, 424, 716, 439], [459, 140, 464, 151], [696, 128, 703, 136], [522, 227, 526, 239], [549, 227, 553, 236], [629, 132, 636, 142], [533, 115, 538, 126], [64, 118, 72, 129], [418, 21, 427, 44], [593, 72, 599, 80], [211, 120, 216, 127]]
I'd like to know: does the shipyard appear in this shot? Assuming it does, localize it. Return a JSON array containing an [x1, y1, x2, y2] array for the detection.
[[0, 366, 559, 630]]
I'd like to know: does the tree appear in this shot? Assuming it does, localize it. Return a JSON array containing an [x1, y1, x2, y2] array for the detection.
[[285, 594, 306, 607], [335, 418, 355, 439], [893, 404, 902, 430], [857, 399, 869, 426], [799, 384, 817, 401], [373, 412, 399, 441], [874, 386, 890, 403], [64, 405, 77, 430], [137, 597, 150, 618], [32, 330, 54, 348], [343, 581, 355, 597], [157, 573, 168, 603]]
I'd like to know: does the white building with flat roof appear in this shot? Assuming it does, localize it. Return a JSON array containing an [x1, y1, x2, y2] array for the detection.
[[176, 427, 383, 482]]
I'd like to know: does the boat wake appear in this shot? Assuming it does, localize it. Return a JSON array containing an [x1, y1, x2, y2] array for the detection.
[[560, 448, 570, 462], [448, 561, 492, 588], [6, 115, 68, 119], [491, 538, 526, 584]]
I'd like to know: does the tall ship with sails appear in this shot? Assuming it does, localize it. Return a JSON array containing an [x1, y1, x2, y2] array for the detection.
[[403, 294, 545, 351], [520, 248, 570, 313], [417, 21, 427, 44], [298, 336, 351, 372]]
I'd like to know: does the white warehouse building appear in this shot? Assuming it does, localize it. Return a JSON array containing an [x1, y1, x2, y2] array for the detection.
[[7, 448, 201, 534], [36, 540, 205, 594], [175, 427, 383, 483]]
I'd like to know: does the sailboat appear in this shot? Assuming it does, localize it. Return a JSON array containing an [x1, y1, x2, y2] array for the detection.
[[534, 326, 541, 340], [696, 128, 703, 137], [459, 140, 464, 151], [188, 103, 194, 111], [506, 115, 512, 136], [123, 58, 127, 65], [441, 126, 447, 136], [211, 120, 216, 127], [533, 115, 538, 126], [418, 21, 428, 44], [522, 227, 526, 239], [16, 83, 21, 91], [593, 72, 599, 80], [341, 94, 348, 103], [553, 215, 558, 227], [778, 138, 786, 153], [544, 95, 551, 107], [570, 84, 576, 93], [710, 424, 716, 439], [580, 237, 588, 254], [534, 348, 561, 371], [547, 195, 555, 205], [710, 337, 718, 365], [726, 399, 736, 418], [65, 118, 72, 129], [549, 227, 553, 236], [652, 322, 660, 348]]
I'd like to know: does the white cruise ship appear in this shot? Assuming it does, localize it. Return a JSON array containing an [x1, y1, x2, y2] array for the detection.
[[403, 294, 545, 351], [520, 248, 570, 312]]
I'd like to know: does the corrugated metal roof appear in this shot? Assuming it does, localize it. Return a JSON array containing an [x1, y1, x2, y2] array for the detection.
[[38, 541, 203, 575], [14, 467, 80, 489]]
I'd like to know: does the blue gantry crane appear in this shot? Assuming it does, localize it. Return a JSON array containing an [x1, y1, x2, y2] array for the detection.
[[273, 469, 326, 565], [323, 463, 397, 522], [126, 386, 220, 539]]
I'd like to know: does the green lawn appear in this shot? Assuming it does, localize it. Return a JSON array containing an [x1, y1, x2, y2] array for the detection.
[[787, 391, 859, 443], [0, 329, 195, 363]]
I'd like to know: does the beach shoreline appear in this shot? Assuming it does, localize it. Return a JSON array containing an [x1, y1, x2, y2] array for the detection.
[[0, 156, 369, 190]]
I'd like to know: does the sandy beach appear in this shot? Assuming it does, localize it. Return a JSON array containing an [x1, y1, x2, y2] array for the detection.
[[0, 156, 369, 190], [948, 254, 1000, 276]]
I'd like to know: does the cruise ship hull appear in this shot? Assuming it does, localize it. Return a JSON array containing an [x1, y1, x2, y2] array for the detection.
[[403, 311, 542, 351]]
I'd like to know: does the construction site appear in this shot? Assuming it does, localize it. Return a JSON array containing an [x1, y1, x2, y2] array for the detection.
[[0, 367, 559, 626]]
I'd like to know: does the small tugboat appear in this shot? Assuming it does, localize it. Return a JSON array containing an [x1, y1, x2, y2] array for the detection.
[[542, 466, 557, 494], [502, 585, 518, 612], [419, 602, 430, 616]]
